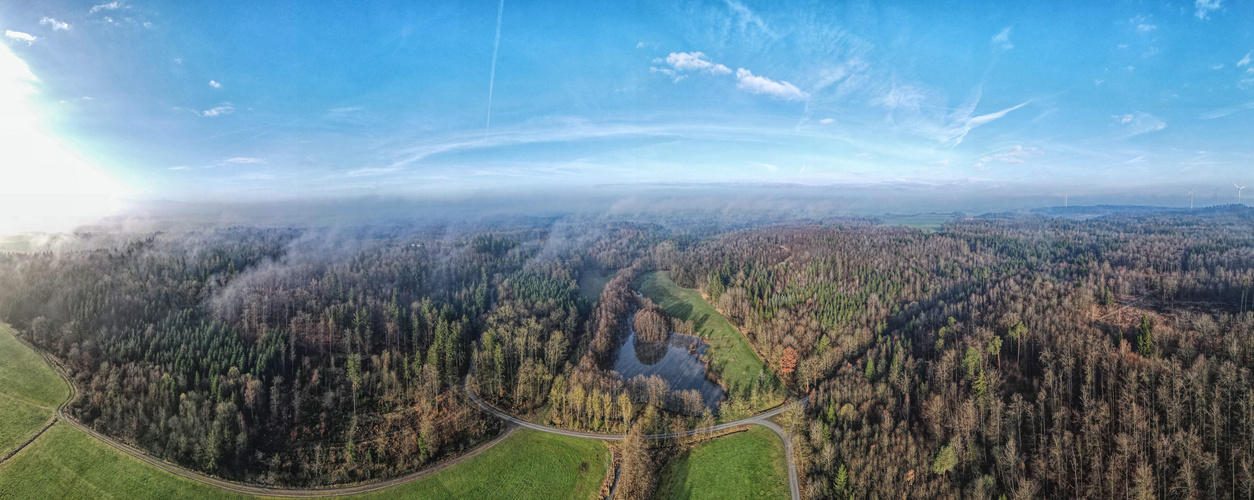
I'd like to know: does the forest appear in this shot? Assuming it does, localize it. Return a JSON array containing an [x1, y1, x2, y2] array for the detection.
[[2, 206, 1254, 498]]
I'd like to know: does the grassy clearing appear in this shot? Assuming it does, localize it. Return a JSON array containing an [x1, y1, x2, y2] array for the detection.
[[879, 213, 952, 232], [577, 267, 613, 303], [0, 425, 606, 500], [0, 324, 69, 408], [638, 272, 774, 396], [655, 426, 788, 500], [357, 429, 607, 500], [0, 396, 51, 458], [0, 324, 68, 457], [0, 424, 253, 500]]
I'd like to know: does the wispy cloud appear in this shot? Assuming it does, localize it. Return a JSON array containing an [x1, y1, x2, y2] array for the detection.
[[89, 1, 121, 14], [168, 166, 188, 170], [4, 31, 36, 44], [208, 80, 221, 89], [1131, 16, 1155, 34], [651, 51, 804, 101], [224, 157, 265, 164], [201, 105, 234, 117], [345, 166, 401, 177], [940, 92, 1031, 145], [1194, 0, 1221, 19], [1239, 53, 1251, 67], [39, 17, 71, 31], [1201, 102, 1254, 119], [991, 27, 1013, 53], [975, 145, 1041, 169], [658, 52, 731, 75], [724, 0, 776, 38], [1111, 112, 1166, 137], [735, 68, 807, 100], [819, 118, 834, 124]]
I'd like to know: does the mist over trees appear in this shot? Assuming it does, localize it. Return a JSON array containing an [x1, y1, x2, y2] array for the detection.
[[2, 206, 1254, 497]]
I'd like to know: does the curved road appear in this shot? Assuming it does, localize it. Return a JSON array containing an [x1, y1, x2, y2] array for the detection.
[[465, 376, 807, 500], [12, 333, 806, 500], [16, 336, 521, 498]]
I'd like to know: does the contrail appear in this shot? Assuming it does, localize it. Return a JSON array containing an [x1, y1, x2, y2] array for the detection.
[[485, 0, 505, 139]]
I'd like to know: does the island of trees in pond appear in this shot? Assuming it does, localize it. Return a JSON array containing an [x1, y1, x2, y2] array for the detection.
[[1, 206, 1254, 498]]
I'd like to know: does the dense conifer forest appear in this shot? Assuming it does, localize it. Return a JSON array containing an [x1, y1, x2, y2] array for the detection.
[[3, 207, 1254, 498]]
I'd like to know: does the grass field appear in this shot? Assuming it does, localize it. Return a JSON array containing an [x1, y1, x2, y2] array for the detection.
[[0, 322, 607, 500], [577, 267, 613, 303], [0, 425, 607, 500], [356, 430, 607, 500], [655, 427, 788, 500], [0, 424, 254, 500], [879, 213, 952, 232], [638, 272, 775, 397], [0, 324, 68, 457]]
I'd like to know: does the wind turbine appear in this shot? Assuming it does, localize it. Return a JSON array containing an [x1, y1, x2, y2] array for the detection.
[[1238, 183, 1248, 204], [1188, 189, 1195, 209]]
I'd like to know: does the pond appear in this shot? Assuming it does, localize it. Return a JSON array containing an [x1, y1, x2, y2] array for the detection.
[[611, 308, 726, 412]]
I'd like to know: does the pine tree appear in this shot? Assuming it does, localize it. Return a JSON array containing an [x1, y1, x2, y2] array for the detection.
[[835, 463, 849, 493], [932, 444, 958, 478], [1137, 314, 1155, 358]]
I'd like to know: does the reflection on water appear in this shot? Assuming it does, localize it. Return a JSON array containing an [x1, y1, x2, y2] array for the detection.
[[612, 314, 726, 411]]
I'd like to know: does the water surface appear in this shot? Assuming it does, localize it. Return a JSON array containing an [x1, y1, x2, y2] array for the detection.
[[611, 311, 725, 411]]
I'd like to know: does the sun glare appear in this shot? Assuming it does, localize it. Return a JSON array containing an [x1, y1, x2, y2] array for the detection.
[[0, 43, 125, 236]]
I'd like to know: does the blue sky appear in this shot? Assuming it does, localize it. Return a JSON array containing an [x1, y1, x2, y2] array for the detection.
[[2, 0, 1254, 219]]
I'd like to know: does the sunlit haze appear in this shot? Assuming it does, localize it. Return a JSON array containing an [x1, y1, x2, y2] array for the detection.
[[1, 0, 1253, 231]]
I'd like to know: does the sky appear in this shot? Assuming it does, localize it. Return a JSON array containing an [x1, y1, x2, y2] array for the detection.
[[1, 0, 1253, 232]]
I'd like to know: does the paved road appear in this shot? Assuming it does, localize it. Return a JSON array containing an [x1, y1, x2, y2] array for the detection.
[[15, 333, 807, 500], [18, 337, 519, 498], [464, 376, 807, 500]]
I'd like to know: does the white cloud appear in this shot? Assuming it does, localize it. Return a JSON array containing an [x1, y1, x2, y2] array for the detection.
[[819, 118, 834, 124], [1195, 0, 1221, 19], [1112, 112, 1166, 137], [975, 145, 1041, 169], [939, 92, 1031, 145], [1239, 53, 1251, 67], [1201, 101, 1254, 119], [724, 0, 776, 38], [664, 52, 731, 75], [346, 166, 401, 177], [991, 27, 1013, 52], [168, 166, 188, 170], [735, 68, 807, 101], [653, 51, 805, 102], [224, 157, 265, 164], [208, 80, 221, 89], [39, 17, 71, 31], [4, 31, 36, 44], [1130, 16, 1155, 34], [636, 42, 645, 49], [201, 105, 234, 117], [89, 1, 121, 14]]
